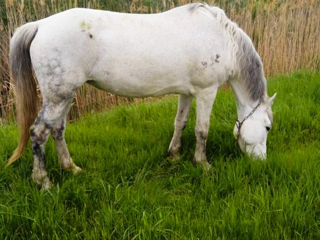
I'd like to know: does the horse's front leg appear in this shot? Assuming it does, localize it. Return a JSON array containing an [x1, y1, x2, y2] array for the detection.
[[168, 95, 193, 159], [51, 118, 81, 174], [193, 87, 218, 170]]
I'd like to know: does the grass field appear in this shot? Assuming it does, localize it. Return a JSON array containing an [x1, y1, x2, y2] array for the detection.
[[0, 71, 320, 239]]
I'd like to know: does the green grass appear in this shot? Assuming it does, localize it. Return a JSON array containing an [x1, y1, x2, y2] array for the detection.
[[1, 71, 320, 239]]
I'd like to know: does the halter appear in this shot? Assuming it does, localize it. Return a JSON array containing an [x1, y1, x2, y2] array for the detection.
[[235, 100, 262, 140]]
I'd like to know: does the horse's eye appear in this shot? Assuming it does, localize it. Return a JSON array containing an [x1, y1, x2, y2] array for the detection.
[[266, 126, 271, 132]]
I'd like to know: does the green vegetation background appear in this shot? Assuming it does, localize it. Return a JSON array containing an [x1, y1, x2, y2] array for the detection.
[[0, 0, 255, 25], [1, 72, 320, 239]]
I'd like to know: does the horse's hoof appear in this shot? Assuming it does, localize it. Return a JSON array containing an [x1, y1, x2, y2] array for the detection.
[[201, 161, 211, 171], [193, 159, 211, 171], [168, 151, 181, 162], [41, 177, 53, 190], [71, 164, 82, 174], [61, 161, 82, 174], [32, 169, 52, 189]]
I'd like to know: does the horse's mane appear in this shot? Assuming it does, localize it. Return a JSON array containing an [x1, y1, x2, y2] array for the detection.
[[191, 3, 266, 101], [234, 28, 266, 101]]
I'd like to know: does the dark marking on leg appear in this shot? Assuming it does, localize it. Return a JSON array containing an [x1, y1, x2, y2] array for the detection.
[[52, 122, 65, 141], [89, 33, 93, 39], [32, 143, 43, 159], [215, 54, 220, 63], [44, 123, 52, 131], [32, 142, 46, 170], [199, 132, 207, 141]]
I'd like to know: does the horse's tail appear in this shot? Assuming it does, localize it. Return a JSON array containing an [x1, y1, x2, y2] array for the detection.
[[6, 22, 39, 167]]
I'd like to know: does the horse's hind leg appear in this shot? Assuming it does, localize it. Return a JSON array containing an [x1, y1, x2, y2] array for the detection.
[[168, 95, 193, 159], [51, 117, 81, 173], [30, 99, 72, 189], [193, 87, 218, 170], [30, 113, 51, 189]]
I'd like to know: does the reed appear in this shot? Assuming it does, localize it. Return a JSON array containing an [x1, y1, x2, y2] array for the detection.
[[0, 0, 319, 121]]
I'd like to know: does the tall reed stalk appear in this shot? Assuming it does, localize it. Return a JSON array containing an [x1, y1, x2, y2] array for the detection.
[[0, 0, 319, 121]]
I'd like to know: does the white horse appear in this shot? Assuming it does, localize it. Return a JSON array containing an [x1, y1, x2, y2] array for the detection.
[[7, 3, 276, 189]]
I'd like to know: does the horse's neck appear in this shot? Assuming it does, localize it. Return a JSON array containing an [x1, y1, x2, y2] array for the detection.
[[229, 79, 260, 121]]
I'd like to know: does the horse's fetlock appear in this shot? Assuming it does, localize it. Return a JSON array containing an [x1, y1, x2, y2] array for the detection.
[[169, 144, 180, 156], [60, 160, 71, 169], [32, 168, 48, 185], [60, 159, 81, 174], [193, 151, 207, 163]]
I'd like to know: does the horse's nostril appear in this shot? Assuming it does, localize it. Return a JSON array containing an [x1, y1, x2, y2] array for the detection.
[[266, 126, 271, 132]]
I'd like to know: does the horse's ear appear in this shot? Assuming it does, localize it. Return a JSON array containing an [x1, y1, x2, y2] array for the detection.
[[268, 93, 277, 105]]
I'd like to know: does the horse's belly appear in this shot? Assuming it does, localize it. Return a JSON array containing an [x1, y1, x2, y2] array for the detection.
[[89, 70, 194, 97]]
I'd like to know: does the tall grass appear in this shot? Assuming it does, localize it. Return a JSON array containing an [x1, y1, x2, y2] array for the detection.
[[0, 71, 320, 239], [0, 0, 319, 121]]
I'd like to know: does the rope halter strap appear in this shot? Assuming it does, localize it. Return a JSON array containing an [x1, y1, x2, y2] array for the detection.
[[236, 100, 262, 140]]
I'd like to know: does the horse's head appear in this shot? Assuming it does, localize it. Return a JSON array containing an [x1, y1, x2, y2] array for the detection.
[[233, 93, 276, 160]]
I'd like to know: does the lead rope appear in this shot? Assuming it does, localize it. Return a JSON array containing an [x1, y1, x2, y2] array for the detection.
[[236, 100, 262, 140]]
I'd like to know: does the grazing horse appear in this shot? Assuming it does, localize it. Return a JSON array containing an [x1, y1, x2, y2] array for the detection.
[[7, 3, 276, 189]]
